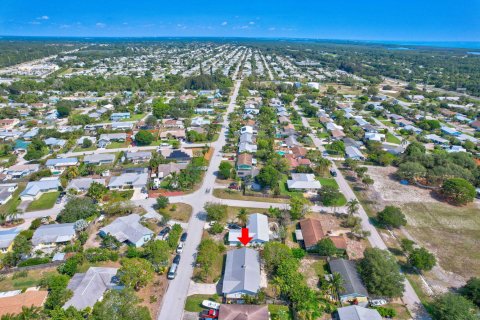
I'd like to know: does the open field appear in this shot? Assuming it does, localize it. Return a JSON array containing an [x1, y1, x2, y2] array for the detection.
[[160, 203, 193, 222], [0, 267, 57, 291], [364, 165, 480, 291]]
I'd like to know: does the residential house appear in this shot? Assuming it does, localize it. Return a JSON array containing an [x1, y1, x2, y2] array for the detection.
[[364, 132, 385, 142], [0, 228, 20, 253], [236, 153, 253, 178], [447, 145, 467, 153], [229, 213, 269, 245], [0, 119, 19, 131], [238, 142, 257, 153], [287, 173, 321, 192], [218, 305, 269, 320], [284, 135, 300, 148], [297, 218, 347, 251], [5, 164, 39, 179], [331, 129, 346, 140], [108, 171, 148, 190], [20, 177, 60, 201], [191, 117, 210, 127], [425, 134, 449, 146], [44, 137, 66, 149], [336, 305, 382, 320], [99, 214, 154, 247], [239, 132, 255, 144], [157, 162, 187, 179], [76, 136, 97, 146], [440, 126, 461, 136], [84, 153, 116, 165], [159, 129, 186, 141], [0, 183, 18, 205], [63, 267, 121, 310], [160, 148, 193, 163], [329, 259, 369, 306], [22, 128, 39, 140], [222, 248, 261, 299], [469, 119, 480, 131], [0, 289, 48, 317], [45, 158, 79, 175], [32, 223, 76, 249], [110, 112, 130, 121], [67, 178, 106, 193], [98, 133, 127, 148], [345, 146, 365, 161], [162, 119, 184, 128], [124, 151, 152, 163]]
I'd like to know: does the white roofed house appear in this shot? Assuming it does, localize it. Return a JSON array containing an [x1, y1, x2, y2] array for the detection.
[[222, 248, 261, 300], [67, 178, 106, 193], [0, 228, 20, 253], [44, 137, 66, 149], [364, 132, 385, 142], [20, 177, 60, 201], [45, 157, 79, 175], [84, 153, 116, 165], [345, 146, 365, 161], [32, 223, 76, 250], [108, 171, 148, 191], [228, 213, 270, 246], [287, 173, 322, 192], [0, 183, 18, 205], [5, 164, 39, 179], [63, 267, 121, 310], [124, 151, 152, 164], [99, 214, 154, 247], [97, 133, 127, 148], [76, 136, 97, 146]]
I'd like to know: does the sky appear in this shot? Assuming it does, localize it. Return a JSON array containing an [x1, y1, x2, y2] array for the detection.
[[1, 0, 479, 41]]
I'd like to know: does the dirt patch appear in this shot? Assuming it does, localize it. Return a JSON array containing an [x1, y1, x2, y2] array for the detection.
[[366, 166, 437, 204], [299, 256, 323, 289], [137, 273, 168, 319]]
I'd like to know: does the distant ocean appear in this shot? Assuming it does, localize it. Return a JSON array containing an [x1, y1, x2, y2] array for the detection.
[[1, 35, 480, 50]]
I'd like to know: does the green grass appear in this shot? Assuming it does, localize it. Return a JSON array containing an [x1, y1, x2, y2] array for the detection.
[[73, 145, 97, 152], [184, 294, 220, 312], [318, 178, 339, 189], [312, 259, 328, 277], [268, 305, 293, 320], [0, 269, 58, 291], [26, 192, 60, 212], [120, 113, 145, 121], [329, 193, 347, 206], [279, 175, 303, 197], [0, 184, 25, 215], [106, 142, 129, 149], [103, 190, 134, 202], [386, 132, 401, 144], [380, 120, 397, 128]]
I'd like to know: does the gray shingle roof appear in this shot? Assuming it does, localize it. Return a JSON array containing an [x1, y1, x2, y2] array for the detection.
[[108, 172, 148, 189], [99, 214, 153, 245], [329, 259, 368, 298], [222, 248, 260, 295], [32, 223, 76, 246], [64, 267, 119, 310], [0, 228, 20, 249]]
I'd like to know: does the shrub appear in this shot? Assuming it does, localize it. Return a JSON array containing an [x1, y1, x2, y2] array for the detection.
[[17, 257, 50, 267]]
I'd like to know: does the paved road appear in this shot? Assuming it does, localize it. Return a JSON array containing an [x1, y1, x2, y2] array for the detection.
[[294, 103, 430, 320], [157, 51, 246, 320]]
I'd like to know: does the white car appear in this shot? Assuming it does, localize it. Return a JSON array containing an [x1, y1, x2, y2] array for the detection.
[[369, 299, 388, 307], [176, 242, 184, 253]]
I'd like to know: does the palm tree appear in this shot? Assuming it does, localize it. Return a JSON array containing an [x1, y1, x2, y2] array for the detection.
[[237, 208, 248, 226], [66, 166, 79, 180], [347, 199, 360, 215], [329, 272, 345, 301]]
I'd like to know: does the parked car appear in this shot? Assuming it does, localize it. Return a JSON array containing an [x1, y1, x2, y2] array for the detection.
[[370, 299, 388, 307], [228, 183, 240, 190], [227, 223, 241, 230], [200, 309, 218, 319], [167, 263, 178, 280], [173, 254, 181, 264], [176, 242, 184, 253], [158, 226, 171, 240], [329, 169, 337, 177], [180, 232, 188, 242]]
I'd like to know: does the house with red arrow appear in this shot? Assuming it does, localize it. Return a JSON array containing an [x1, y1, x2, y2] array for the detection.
[[227, 213, 269, 246]]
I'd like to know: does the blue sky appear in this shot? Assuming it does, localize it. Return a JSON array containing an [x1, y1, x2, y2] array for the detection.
[[1, 0, 479, 41]]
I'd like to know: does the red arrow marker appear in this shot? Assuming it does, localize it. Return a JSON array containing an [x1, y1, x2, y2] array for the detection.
[[238, 228, 253, 246]]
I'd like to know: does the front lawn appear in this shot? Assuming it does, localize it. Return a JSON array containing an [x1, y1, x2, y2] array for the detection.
[[318, 178, 339, 189], [279, 175, 303, 197], [185, 294, 221, 312], [103, 190, 134, 202], [159, 203, 193, 222], [120, 113, 145, 122], [386, 132, 401, 144], [106, 141, 129, 149], [213, 189, 289, 203], [0, 184, 25, 215], [26, 192, 60, 212], [73, 145, 97, 152]]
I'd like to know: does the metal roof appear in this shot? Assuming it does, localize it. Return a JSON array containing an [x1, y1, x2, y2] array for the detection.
[[222, 248, 260, 295]]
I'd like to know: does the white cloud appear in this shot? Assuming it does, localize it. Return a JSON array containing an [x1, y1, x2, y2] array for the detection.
[[29, 21, 41, 25], [221, 21, 228, 26], [249, 21, 255, 25], [176, 24, 187, 29], [60, 24, 70, 29], [95, 22, 106, 28], [268, 27, 276, 31], [37, 15, 49, 20]]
